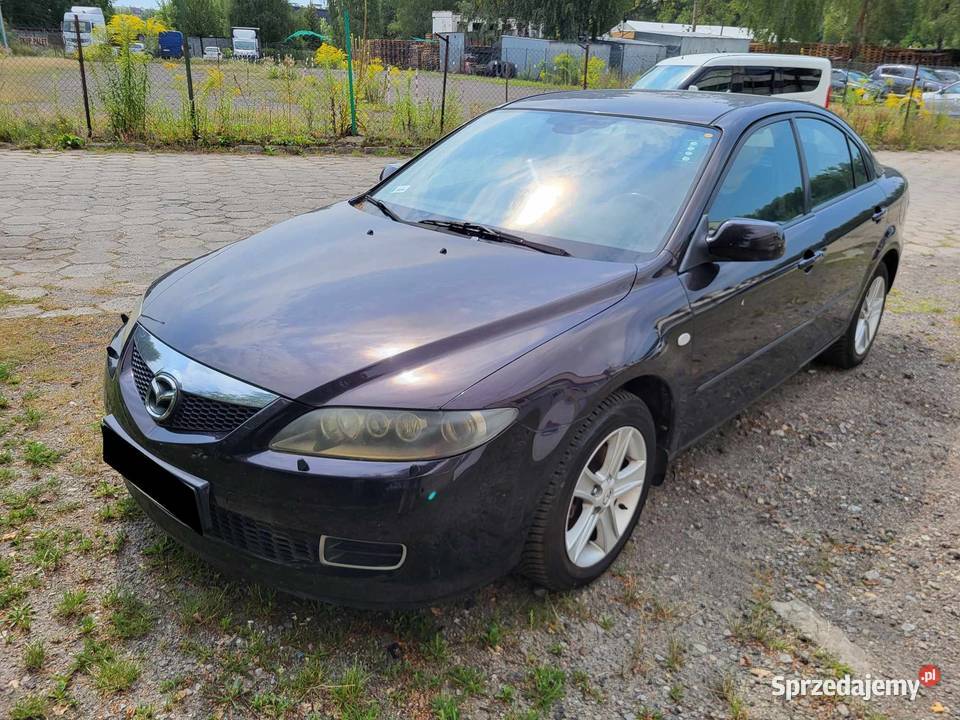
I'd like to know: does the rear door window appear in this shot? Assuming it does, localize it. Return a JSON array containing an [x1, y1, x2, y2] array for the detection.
[[741, 66, 775, 95], [708, 121, 805, 227], [796, 118, 856, 206], [690, 66, 735, 92], [779, 67, 823, 93]]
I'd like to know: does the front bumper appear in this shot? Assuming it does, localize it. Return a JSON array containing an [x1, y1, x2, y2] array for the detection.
[[102, 324, 543, 608]]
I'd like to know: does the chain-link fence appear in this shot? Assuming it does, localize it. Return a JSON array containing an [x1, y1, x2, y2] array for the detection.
[[0, 30, 666, 148]]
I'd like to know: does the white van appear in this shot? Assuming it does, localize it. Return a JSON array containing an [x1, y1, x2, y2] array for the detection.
[[633, 53, 833, 107], [62, 5, 106, 53]]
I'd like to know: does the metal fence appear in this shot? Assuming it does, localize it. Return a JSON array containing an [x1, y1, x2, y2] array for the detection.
[[0, 31, 664, 147]]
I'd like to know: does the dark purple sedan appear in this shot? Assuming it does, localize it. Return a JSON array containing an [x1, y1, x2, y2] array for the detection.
[[103, 91, 906, 607]]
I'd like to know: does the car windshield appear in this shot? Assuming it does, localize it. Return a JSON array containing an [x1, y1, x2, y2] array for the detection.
[[63, 20, 92, 32], [633, 65, 695, 90], [235, 40, 256, 50], [370, 109, 716, 260]]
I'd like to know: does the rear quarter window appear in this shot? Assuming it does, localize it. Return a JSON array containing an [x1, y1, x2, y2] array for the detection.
[[796, 118, 855, 206], [779, 67, 823, 93]]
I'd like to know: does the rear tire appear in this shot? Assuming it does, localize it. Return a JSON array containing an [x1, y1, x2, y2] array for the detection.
[[521, 391, 656, 591], [820, 263, 889, 369]]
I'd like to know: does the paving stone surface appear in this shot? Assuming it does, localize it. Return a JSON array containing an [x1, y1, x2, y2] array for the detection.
[[0, 151, 391, 318], [0, 149, 955, 319]]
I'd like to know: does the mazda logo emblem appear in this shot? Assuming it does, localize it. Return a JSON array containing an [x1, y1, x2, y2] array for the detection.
[[145, 372, 179, 421]]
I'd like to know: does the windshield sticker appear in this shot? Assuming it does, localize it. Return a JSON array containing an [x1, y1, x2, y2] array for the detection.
[[391, 185, 410, 194]]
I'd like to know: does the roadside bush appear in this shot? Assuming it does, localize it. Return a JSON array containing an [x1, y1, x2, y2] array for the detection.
[[314, 43, 346, 69]]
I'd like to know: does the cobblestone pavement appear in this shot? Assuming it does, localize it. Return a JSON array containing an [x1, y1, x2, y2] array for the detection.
[[1, 149, 956, 321], [0, 151, 390, 318]]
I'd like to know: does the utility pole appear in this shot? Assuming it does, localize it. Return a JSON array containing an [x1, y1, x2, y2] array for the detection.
[[691, 0, 698, 32]]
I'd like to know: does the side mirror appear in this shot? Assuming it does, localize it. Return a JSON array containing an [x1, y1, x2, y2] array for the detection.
[[380, 162, 402, 181], [687, 84, 700, 91], [707, 218, 785, 262]]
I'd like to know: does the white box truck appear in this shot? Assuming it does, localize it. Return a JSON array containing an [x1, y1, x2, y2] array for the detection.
[[232, 27, 260, 60]]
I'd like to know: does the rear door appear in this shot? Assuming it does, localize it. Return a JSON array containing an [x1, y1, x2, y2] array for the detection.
[[678, 119, 824, 445], [792, 116, 888, 345]]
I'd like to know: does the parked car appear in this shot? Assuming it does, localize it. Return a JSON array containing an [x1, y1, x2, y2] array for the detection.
[[634, 53, 832, 106], [830, 68, 886, 97], [202, 46, 224, 61], [932, 68, 960, 84], [103, 91, 906, 607], [130, 42, 146, 54], [870, 64, 947, 94], [923, 81, 960, 116]]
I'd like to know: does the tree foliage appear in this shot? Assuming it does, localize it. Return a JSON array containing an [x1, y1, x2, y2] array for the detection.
[[230, 0, 295, 42], [4, 0, 112, 27], [166, 0, 227, 37]]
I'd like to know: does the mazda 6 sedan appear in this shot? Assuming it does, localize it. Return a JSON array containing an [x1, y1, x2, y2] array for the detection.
[[102, 91, 907, 607]]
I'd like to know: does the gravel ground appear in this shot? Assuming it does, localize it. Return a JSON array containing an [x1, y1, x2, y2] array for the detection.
[[0, 149, 957, 720]]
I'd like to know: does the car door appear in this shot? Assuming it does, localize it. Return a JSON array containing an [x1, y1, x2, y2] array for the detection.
[[677, 118, 824, 445], [792, 116, 889, 345]]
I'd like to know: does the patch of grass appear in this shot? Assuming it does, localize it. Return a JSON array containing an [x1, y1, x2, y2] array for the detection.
[[448, 665, 485, 695], [103, 587, 155, 639], [16, 407, 44, 430], [93, 656, 141, 694], [728, 596, 782, 650], [9, 693, 48, 720], [495, 684, 517, 703], [0, 556, 11, 581], [30, 530, 65, 570], [23, 441, 61, 467], [481, 618, 503, 648], [571, 669, 604, 702], [55, 589, 89, 619], [636, 706, 665, 720], [528, 664, 565, 711], [0, 583, 27, 610], [250, 690, 296, 717], [0, 362, 18, 385], [24, 639, 46, 671], [885, 289, 946, 315], [73, 637, 116, 674], [423, 631, 449, 664], [6, 602, 33, 632], [715, 673, 748, 720], [669, 682, 684, 703], [96, 496, 139, 522], [665, 636, 686, 672], [331, 663, 379, 720], [0, 449, 12, 464], [431, 693, 461, 720], [815, 648, 854, 679], [0, 393, 9, 410]]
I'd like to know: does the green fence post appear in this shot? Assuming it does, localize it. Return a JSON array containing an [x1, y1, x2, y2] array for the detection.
[[344, 8, 358, 137]]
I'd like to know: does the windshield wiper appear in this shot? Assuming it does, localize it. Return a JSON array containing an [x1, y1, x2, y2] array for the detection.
[[417, 219, 569, 256], [359, 194, 401, 222]]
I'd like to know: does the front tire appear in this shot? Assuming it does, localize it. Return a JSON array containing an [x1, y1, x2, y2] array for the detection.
[[820, 263, 889, 369], [521, 391, 656, 590]]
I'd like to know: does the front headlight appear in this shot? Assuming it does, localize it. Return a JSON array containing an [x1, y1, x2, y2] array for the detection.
[[269, 407, 518, 461]]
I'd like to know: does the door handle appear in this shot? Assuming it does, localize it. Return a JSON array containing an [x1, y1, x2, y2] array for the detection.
[[798, 249, 825, 271], [872, 206, 888, 223]]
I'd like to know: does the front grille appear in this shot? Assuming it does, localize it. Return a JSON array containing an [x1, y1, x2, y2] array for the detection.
[[208, 503, 319, 565], [129, 342, 260, 435]]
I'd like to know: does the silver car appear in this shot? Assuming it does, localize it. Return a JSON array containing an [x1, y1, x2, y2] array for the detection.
[[923, 82, 960, 117]]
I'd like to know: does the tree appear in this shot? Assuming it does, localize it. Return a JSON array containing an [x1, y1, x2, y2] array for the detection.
[[4, 0, 112, 28], [169, 0, 227, 36], [459, 0, 632, 40], [230, 0, 295, 43]]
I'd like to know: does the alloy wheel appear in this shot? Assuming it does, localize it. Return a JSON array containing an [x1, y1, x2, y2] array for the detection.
[[565, 426, 647, 568], [854, 275, 886, 356]]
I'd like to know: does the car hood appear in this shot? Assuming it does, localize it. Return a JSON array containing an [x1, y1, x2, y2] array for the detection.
[[139, 202, 636, 408]]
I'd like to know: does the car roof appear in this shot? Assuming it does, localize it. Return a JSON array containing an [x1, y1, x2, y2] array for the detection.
[[504, 89, 824, 127], [657, 53, 830, 68]]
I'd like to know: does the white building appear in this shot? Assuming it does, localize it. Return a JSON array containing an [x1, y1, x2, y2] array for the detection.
[[610, 20, 753, 40]]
